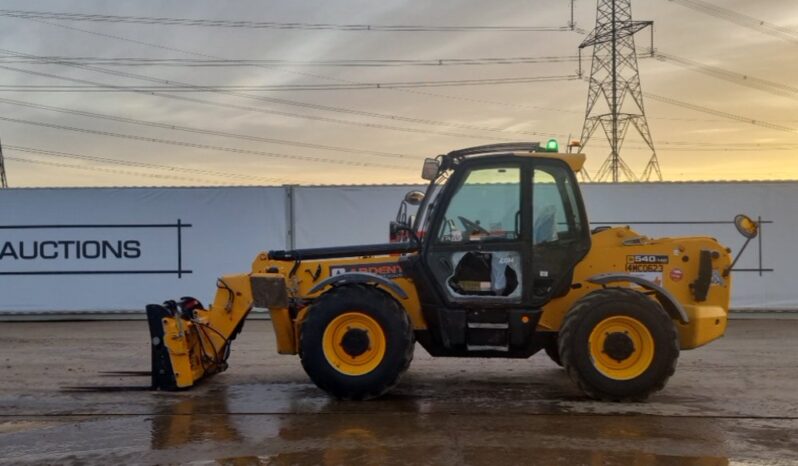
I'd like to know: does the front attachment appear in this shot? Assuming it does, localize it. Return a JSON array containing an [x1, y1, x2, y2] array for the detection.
[[146, 304, 180, 390], [146, 297, 233, 390]]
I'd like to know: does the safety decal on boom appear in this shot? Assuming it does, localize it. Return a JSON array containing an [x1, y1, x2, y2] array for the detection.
[[330, 262, 404, 279], [625, 255, 669, 272]]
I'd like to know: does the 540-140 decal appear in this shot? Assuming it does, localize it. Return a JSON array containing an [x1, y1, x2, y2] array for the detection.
[[626, 254, 669, 273]]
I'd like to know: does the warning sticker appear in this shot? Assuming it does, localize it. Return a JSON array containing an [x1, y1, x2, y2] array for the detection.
[[625, 255, 669, 273]]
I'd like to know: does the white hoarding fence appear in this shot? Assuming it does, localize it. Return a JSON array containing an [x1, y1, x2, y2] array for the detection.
[[0, 187, 286, 312], [581, 183, 787, 309], [0, 182, 795, 314]]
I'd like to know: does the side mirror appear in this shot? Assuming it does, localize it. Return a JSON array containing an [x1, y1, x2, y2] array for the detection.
[[734, 214, 758, 239], [404, 190, 425, 206], [725, 214, 760, 277], [421, 158, 440, 181]]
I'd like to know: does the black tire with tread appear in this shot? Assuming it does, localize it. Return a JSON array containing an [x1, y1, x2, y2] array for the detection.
[[544, 338, 563, 367], [558, 287, 679, 401], [300, 284, 414, 400]]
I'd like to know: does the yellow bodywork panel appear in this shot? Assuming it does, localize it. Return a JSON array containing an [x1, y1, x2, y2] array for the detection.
[[249, 253, 424, 355], [537, 227, 732, 349], [249, 225, 731, 355]]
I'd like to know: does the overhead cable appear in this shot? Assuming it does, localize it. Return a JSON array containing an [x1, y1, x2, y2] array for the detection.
[[0, 74, 581, 92], [654, 52, 798, 100], [4, 21, 569, 138], [666, 0, 798, 44], [0, 55, 566, 139], [0, 97, 420, 161], [0, 115, 414, 169], [5, 145, 290, 183], [5, 155, 233, 184], [0, 55, 581, 67], [0, 9, 570, 32], [646, 93, 798, 134]]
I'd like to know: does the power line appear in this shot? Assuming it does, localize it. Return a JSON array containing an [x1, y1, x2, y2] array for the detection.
[[0, 58, 566, 140], [646, 139, 798, 148], [1, 53, 790, 156], [5, 155, 236, 185], [27, 16, 579, 115], [0, 97, 419, 161], [24, 18, 774, 157], [645, 146, 798, 152], [0, 9, 572, 32], [646, 93, 798, 134], [0, 74, 581, 92], [0, 64, 523, 143], [573, 75, 798, 142], [27, 59, 780, 154], [0, 55, 581, 67], [0, 116, 415, 169], [654, 52, 798, 100], [4, 54, 787, 154], [0, 47, 573, 132], [0, 16, 577, 138], [5, 20, 573, 139], [666, 0, 798, 44], [5, 145, 290, 183]]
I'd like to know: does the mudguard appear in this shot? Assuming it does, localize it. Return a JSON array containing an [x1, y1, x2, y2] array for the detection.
[[308, 272, 408, 299], [587, 272, 689, 324]]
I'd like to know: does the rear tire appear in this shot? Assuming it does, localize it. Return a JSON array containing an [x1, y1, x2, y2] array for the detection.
[[559, 288, 679, 401], [300, 284, 414, 400]]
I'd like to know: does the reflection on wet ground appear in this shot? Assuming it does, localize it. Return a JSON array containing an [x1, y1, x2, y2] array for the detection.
[[1, 380, 795, 465], [1, 320, 797, 464]]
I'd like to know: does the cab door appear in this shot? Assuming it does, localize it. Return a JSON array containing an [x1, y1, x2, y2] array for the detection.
[[423, 160, 532, 307], [529, 160, 591, 305]]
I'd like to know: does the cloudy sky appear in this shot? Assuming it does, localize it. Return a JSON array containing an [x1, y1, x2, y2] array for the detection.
[[0, 0, 796, 187]]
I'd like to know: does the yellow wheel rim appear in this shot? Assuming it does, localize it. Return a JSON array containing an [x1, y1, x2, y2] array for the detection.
[[322, 311, 386, 376], [588, 315, 655, 380]]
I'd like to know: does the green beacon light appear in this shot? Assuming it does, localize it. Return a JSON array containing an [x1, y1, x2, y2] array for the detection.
[[546, 138, 559, 152]]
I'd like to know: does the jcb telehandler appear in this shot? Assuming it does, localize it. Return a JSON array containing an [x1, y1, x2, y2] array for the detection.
[[147, 142, 758, 401]]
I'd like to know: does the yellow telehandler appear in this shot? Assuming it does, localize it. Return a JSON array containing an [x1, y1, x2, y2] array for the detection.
[[146, 142, 758, 401]]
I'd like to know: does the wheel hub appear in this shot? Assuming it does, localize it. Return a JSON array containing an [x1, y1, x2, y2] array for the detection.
[[588, 315, 655, 381], [322, 311, 387, 376], [603, 332, 635, 362], [340, 328, 370, 357]]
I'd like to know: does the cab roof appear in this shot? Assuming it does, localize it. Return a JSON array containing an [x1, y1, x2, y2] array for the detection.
[[442, 142, 585, 173]]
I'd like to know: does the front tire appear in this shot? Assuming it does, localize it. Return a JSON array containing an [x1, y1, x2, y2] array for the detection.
[[559, 288, 679, 401], [544, 338, 563, 367], [300, 284, 414, 400]]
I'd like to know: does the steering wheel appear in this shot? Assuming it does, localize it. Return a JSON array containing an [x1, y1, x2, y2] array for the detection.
[[458, 216, 489, 235]]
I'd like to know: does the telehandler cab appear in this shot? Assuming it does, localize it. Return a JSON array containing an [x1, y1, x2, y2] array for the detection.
[[147, 142, 758, 401]]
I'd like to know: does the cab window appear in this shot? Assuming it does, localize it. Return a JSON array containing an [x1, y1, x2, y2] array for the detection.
[[437, 166, 520, 243], [532, 165, 583, 244]]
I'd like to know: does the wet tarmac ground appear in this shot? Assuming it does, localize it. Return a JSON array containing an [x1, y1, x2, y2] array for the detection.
[[0, 319, 796, 465]]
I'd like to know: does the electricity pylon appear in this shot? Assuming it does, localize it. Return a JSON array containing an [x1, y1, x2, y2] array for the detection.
[[578, 0, 661, 182]]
